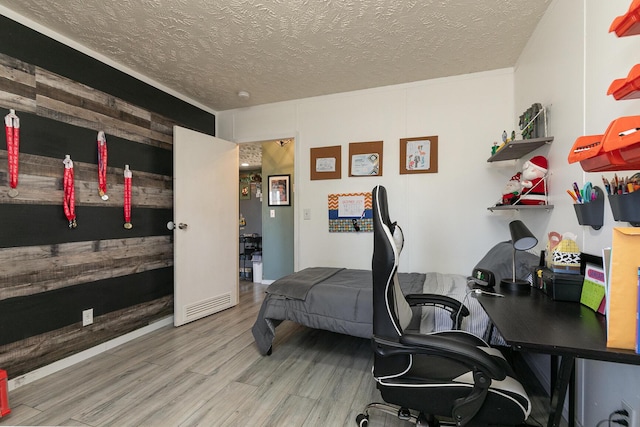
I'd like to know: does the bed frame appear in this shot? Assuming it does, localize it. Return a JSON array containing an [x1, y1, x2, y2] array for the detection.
[[251, 267, 492, 355]]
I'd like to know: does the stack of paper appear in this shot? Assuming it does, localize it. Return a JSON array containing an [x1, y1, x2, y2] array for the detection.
[[606, 228, 640, 351], [637, 267, 640, 354], [603, 248, 611, 337], [580, 263, 607, 314]]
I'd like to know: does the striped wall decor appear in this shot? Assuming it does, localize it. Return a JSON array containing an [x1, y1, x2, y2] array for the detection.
[[0, 16, 215, 377]]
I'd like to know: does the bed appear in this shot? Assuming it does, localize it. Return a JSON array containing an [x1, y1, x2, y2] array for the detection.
[[251, 241, 539, 355]]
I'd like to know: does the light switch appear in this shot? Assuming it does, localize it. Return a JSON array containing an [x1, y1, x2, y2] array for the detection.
[[303, 209, 311, 220], [270, 209, 275, 218]]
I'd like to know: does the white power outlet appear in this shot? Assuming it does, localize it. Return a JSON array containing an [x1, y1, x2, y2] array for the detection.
[[622, 400, 638, 427], [82, 308, 93, 326]]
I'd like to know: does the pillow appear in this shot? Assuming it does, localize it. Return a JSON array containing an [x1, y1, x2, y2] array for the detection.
[[474, 241, 539, 285], [392, 223, 404, 255]]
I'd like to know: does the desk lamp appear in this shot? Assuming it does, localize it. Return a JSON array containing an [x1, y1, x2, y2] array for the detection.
[[500, 220, 538, 294]]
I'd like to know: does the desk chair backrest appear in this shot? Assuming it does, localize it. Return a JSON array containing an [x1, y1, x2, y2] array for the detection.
[[372, 185, 414, 375], [368, 185, 532, 426]]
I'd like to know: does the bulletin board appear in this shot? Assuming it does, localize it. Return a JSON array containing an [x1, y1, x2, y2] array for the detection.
[[400, 136, 438, 174], [310, 145, 341, 180], [328, 192, 373, 232], [349, 141, 383, 177]]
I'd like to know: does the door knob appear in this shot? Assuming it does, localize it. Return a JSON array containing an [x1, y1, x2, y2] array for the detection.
[[167, 221, 188, 230]]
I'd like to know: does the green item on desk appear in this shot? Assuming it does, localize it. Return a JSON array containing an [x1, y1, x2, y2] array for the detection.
[[580, 264, 606, 313]]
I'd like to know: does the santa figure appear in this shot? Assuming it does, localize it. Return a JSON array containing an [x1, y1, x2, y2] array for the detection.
[[518, 155, 548, 205], [499, 172, 522, 205]]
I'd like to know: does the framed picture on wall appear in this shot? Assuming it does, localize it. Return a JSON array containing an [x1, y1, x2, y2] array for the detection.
[[310, 145, 341, 180], [348, 140, 383, 177], [400, 136, 438, 174], [239, 182, 251, 200], [268, 174, 291, 206]]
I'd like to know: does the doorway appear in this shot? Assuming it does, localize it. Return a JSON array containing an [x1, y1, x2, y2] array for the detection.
[[238, 138, 295, 283], [239, 167, 262, 282]]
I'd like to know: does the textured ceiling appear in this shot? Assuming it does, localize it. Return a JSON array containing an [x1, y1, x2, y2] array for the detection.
[[239, 142, 263, 171], [0, 0, 552, 112], [0, 0, 553, 170], [238, 139, 292, 171]]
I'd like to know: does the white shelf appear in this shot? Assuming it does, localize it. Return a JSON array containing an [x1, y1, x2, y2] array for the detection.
[[487, 205, 554, 212], [487, 137, 554, 162]]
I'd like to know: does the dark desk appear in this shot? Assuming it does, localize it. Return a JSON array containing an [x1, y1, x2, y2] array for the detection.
[[476, 288, 640, 427]]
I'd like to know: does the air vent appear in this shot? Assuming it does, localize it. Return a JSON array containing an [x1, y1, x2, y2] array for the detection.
[[184, 293, 232, 322]]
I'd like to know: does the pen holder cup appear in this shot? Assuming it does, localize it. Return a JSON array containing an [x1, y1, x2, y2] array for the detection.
[[573, 186, 604, 230], [608, 190, 640, 226]]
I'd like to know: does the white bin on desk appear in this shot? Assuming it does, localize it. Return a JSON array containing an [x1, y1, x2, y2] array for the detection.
[[251, 252, 262, 283], [252, 262, 263, 283]]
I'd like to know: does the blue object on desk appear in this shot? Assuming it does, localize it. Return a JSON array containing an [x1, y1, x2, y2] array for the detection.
[[582, 182, 593, 202]]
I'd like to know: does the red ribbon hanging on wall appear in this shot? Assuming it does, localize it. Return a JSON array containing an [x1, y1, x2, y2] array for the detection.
[[97, 131, 108, 200], [123, 164, 132, 229], [63, 155, 76, 228], [4, 109, 20, 197]]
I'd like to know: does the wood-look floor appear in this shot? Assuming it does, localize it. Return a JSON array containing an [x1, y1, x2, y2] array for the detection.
[[1, 280, 558, 427]]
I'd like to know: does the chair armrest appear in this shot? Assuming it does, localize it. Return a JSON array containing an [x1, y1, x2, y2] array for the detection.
[[405, 294, 470, 329], [373, 333, 507, 381]]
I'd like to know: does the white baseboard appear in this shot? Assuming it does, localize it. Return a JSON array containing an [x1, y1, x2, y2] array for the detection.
[[8, 316, 174, 391]]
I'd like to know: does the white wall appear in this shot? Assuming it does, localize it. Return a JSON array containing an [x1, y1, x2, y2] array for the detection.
[[514, 0, 640, 425], [220, 70, 524, 275], [220, 2, 640, 424], [583, 0, 640, 424]]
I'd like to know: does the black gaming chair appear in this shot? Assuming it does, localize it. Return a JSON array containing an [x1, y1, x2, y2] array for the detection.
[[356, 185, 531, 427]]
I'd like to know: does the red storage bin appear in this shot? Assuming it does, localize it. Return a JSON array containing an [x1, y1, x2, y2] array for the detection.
[[0, 369, 10, 418], [602, 116, 640, 166], [567, 134, 610, 171], [608, 64, 640, 100], [568, 117, 640, 172], [610, 0, 640, 37]]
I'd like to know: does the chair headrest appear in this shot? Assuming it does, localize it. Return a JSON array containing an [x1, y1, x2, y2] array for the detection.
[[392, 223, 404, 255], [373, 185, 403, 255]]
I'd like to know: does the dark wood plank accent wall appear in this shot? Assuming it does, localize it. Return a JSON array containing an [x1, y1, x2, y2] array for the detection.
[[0, 15, 215, 377], [0, 16, 213, 135]]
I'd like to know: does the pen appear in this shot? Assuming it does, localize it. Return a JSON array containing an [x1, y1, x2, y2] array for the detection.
[[567, 189, 578, 203], [572, 182, 583, 203], [602, 176, 610, 193]]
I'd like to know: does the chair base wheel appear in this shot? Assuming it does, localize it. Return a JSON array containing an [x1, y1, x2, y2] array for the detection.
[[357, 402, 451, 426], [355, 413, 368, 426], [398, 407, 412, 420]]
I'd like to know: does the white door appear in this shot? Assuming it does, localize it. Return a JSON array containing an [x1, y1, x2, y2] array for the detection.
[[173, 126, 238, 327]]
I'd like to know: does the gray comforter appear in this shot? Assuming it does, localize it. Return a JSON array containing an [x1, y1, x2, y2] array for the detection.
[[251, 268, 498, 355]]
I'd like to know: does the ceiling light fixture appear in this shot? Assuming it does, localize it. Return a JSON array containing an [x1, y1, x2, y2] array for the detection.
[[276, 139, 292, 147], [238, 90, 250, 99], [241, 162, 249, 167]]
